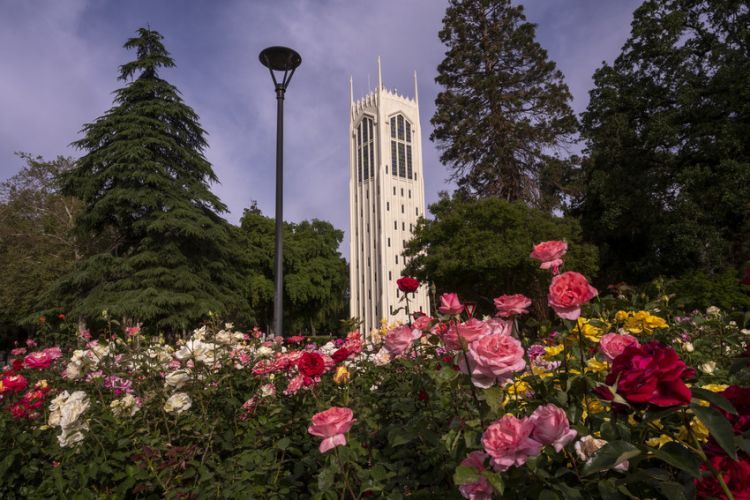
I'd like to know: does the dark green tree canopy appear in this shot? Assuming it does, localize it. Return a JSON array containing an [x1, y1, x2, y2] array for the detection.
[[432, 0, 577, 207], [46, 28, 249, 332], [238, 204, 348, 335], [573, 0, 750, 285], [403, 194, 598, 318]]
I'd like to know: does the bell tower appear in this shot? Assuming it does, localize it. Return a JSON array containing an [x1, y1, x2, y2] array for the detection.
[[349, 58, 430, 335]]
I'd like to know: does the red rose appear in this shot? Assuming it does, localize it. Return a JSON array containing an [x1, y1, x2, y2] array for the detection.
[[397, 277, 420, 293], [331, 348, 350, 364], [603, 342, 693, 407], [287, 335, 306, 344], [702, 385, 750, 458], [1, 374, 28, 393], [695, 454, 750, 499], [297, 352, 326, 377], [742, 267, 750, 286]]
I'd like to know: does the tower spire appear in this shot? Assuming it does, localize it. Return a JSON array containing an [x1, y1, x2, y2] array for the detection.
[[377, 56, 382, 90], [413, 70, 419, 104], [349, 75, 353, 105]]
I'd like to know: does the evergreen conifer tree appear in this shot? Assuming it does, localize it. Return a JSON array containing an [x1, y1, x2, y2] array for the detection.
[[432, 0, 577, 208], [46, 28, 250, 332]]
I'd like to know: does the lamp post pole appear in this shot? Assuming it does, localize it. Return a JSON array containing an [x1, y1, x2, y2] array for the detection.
[[259, 46, 301, 338]]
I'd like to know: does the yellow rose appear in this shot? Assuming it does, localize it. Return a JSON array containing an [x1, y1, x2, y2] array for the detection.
[[701, 384, 729, 393], [575, 318, 605, 343], [586, 358, 609, 373], [333, 366, 351, 385], [544, 344, 565, 358], [646, 434, 673, 448], [614, 310, 629, 322]]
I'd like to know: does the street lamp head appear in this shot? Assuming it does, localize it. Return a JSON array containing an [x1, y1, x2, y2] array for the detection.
[[259, 46, 301, 90]]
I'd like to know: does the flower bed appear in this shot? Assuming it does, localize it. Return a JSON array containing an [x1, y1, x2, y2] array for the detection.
[[1, 243, 748, 498]]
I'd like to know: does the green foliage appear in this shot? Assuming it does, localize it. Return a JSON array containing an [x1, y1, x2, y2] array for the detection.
[[43, 28, 250, 333], [403, 194, 598, 317], [0, 154, 83, 347], [239, 203, 348, 335], [432, 0, 578, 208], [663, 268, 750, 312], [574, 0, 750, 285]]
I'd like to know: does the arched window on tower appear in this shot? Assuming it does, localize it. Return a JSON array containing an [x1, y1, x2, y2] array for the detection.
[[357, 116, 375, 182], [390, 114, 413, 179]]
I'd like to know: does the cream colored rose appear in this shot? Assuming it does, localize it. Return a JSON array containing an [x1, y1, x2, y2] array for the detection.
[[174, 340, 217, 365], [701, 361, 716, 374], [575, 435, 628, 472], [373, 347, 391, 366], [111, 394, 140, 417], [165, 369, 191, 389], [48, 390, 90, 448], [60, 391, 90, 429], [164, 392, 192, 414]]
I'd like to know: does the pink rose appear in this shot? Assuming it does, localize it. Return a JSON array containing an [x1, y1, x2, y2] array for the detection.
[[529, 404, 577, 452], [384, 325, 416, 357], [482, 415, 543, 471], [599, 333, 640, 361], [307, 406, 356, 453], [43, 347, 63, 360], [493, 294, 532, 318], [439, 293, 465, 315], [412, 315, 433, 331], [460, 334, 526, 388], [24, 351, 54, 370], [284, 374, 305, 396], [485, 318, 513, 336], [547, 271, 598, 320], [530, 240, 568, 274], [457, 319, 491, 344], [458, 451, 493, 500]]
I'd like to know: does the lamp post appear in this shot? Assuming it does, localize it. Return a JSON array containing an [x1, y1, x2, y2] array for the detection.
[[259, 46, 301, 338]]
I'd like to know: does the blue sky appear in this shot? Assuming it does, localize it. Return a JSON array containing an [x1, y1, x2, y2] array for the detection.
[[0, 0, 641, 257]]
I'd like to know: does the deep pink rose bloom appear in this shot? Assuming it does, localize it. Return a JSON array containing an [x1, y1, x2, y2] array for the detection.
[[601, 341, 693, 407], [529, 404, 577, 452], [412, 315, 433, 331], [24, 351, 54, 370], [547, 271, 598, 320], [461, 334, 526, 388], [439, 293, 465, 315], [482, 415, 543, 471], [308, 406, 356, 453], [530, 240, 567, 274], [1, 374, 28, 392], [284, 374, 305, 396], [493, 294, 532, 318], [385, 325, 416, 357], [599, 333, 640, 362], [458, 451, 493, 500]]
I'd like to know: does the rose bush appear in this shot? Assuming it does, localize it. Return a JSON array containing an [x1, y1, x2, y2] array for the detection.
[[0, 242, 747, 498]]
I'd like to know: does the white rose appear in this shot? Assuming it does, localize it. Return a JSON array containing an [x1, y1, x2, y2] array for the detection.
[[174, 340, 217, 365], [214, 331, 233, 345], [59, 391, 90, 429], [575, 435, 629, 472], [164, 392, 192, 414], [256, 346, 274, 358], [191, 326, 207, 341], [111, 394, 140, 417], [373, 347, 391, 366], [48, 391, 70, 427], [58, 428, 87, 448], [706, 306, 721, 317], [165, 369, 191, 389], [684, 342, 694, 352], [701, 361, 716, 374]]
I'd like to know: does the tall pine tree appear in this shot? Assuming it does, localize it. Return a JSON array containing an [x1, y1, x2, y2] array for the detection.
[[432, 0, 577, 208], [46, 28, 250, 332], [574, 0, 750, 286]]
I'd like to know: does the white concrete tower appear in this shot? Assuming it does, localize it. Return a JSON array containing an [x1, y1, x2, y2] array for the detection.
[[349, 58, 430, 335]]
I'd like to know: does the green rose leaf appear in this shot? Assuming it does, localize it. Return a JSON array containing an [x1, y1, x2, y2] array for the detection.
[[691, 404, 738, 460], [691, 388, 737, 415], [653, 442, 701, 478], [453, 465, 480, 486], [582, 440, 641, 476]]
